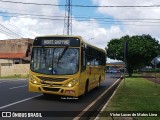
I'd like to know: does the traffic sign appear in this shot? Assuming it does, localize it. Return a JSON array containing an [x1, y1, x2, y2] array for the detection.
[[151, 57, 160, 65]]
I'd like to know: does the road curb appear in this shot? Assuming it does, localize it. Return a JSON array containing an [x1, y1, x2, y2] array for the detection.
[[73, 77, 123, 120], [94, 78, 123, 120]]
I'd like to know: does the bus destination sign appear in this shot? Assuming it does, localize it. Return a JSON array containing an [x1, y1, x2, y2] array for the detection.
[[43, 40, 70, 46], [33, 37, 80, 47]]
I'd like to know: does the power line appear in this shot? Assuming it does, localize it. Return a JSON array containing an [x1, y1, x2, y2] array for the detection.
[[0, 11, 64, 18], [0, 6, 64, 16], [6, 22, 36, 37], [2, 13, 160, 26], [2, 11, 160, 24], [2, 1, 160, 39], [74, 16, 160, 21], [1, 9, 160, 32], [70, 5, 160, 8], [0, 23, 23, 38], [1, 0, 160, 8], [0, 28, 19, 38], [1, 14, 64, 21], [0, 16, 160, 38], [2, 10, 160, 21], [0, 0, 61, 6]]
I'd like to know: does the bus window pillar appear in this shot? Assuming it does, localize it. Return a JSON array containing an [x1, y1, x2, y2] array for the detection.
[[81, 46, 86, 71]]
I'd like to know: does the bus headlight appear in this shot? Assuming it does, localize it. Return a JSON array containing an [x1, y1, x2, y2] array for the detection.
[[65, 79, 78, 87], [30, 75, 39, 85]]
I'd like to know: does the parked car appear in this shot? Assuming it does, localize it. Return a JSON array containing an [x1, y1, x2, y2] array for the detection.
[[110, 69, 119, 73]]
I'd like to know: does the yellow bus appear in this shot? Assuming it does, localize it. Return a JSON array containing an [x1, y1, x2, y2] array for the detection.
[[29, 35, 106, 97]]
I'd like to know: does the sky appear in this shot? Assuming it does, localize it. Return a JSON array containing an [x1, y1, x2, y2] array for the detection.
[[0, 0, 160, 62]]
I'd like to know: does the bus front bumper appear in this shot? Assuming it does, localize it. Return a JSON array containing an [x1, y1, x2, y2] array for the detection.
[[29, 82, 79, 97]]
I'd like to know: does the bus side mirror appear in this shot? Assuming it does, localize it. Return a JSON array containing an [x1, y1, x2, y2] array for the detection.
[[83, 47, 86, 51], [82, 43, 86, 51]]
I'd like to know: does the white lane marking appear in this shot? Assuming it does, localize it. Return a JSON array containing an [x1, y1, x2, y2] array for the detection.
[[73, 78, 121, 120], [9, 85, 28, 90], [0, 79, 27, 84], [0, 95, 42, 110]]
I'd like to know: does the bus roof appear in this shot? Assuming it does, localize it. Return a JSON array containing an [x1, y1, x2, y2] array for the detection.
[[83, 40, 105, 53], [35, 35, 82, 38], [34, 35, 105, 53]]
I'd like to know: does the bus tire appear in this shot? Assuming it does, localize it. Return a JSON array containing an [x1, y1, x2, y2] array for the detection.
[[84, 80, 89, 95], [43, 93, 51, 97], [97, 76, 101, 88]]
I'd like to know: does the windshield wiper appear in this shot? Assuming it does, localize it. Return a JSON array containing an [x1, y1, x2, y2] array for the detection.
[[42, 45, 47, 60], [55, 46, 68, 66]]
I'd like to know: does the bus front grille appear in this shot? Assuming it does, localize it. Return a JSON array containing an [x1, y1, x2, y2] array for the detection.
[[41, 82, 63, 86], [37, 76, 66, 82], [42, 87, 60, 92]]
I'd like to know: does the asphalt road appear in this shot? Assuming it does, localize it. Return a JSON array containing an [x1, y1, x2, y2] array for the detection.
[[0, 73, 120, 120]]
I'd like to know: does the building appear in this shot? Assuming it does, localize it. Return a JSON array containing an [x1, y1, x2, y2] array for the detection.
[[106, 62, 125, 73], [0, 38, 33, 64]]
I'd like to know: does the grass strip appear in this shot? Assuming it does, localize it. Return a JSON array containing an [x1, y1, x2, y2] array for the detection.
[[98, 74, 160, 120]]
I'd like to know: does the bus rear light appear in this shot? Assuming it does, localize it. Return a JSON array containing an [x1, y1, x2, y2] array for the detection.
[[65, 90, 75, 94]]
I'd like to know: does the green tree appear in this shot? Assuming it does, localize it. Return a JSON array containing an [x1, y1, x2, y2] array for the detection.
[[106, 34, 160, 76]]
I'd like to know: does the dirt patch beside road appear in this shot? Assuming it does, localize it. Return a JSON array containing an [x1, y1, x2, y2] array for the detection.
[[143, 73, 160, 84]]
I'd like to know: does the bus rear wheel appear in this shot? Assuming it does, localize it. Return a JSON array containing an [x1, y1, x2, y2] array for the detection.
[[84, 80, 89, 95], [43, 93, 51, 97], [97, 76, 101, 88]]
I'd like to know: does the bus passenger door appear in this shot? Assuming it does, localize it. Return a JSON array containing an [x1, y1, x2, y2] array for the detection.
[[79, 48, 87, 95]]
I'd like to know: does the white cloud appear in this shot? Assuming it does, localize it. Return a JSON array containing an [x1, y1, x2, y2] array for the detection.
[[0, 0, 60, 15], [0, 0, 64, 39], [92, 0, 160, 18], [91, 0, 160, 62], [0, 33, 8, 39], [0, 1, 124, 42], [92, 0, 160, 39], [1, 0, 160, 63], [81, 26, 124, 49]]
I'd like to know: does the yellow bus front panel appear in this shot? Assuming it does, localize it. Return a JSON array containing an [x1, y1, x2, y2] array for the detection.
[[28, 73, 80, 97]]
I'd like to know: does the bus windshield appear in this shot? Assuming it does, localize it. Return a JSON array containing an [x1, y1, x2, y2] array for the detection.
[[31, 47, 79, 75]]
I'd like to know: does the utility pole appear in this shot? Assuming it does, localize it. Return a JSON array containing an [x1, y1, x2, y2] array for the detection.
[[123, 41, 128, 86], [63, 0, 72, 35]]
